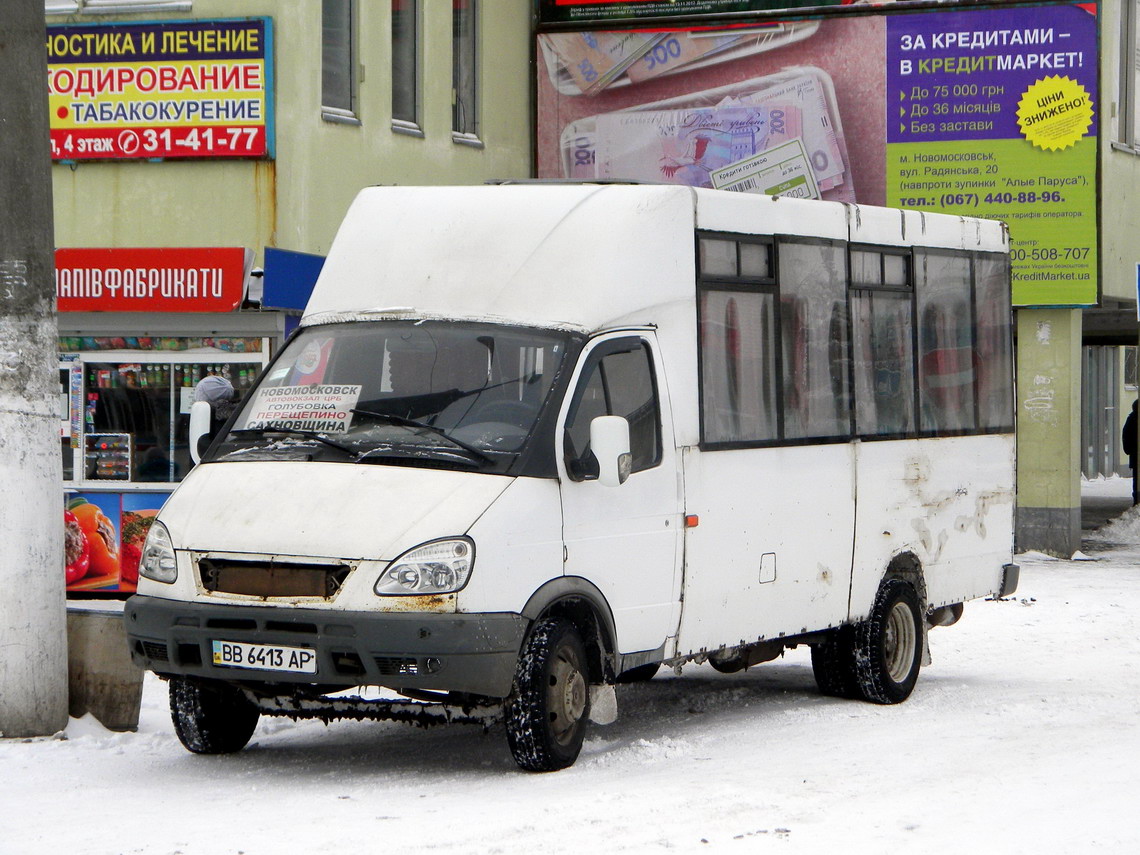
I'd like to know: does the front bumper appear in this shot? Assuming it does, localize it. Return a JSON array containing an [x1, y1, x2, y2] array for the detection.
[[124, 595, 527, 698]]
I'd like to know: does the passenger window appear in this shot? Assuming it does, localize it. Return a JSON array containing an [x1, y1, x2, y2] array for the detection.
[[778, 239, 851, 440], [564, 340, 661, 481], [973, 252, 1014, 431], [916, 251, 976, 433], [699, 289, 778, 444], [851, 291, 916, 436]]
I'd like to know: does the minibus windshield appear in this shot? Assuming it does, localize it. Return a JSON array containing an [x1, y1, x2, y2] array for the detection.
[[212, 320, 571, 471]]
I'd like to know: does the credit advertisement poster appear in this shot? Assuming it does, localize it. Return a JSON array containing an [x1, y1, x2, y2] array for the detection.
[[887, 4, 1097, 306], [535, 1, 1098, 306]]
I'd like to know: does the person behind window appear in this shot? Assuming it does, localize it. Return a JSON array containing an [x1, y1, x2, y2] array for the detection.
[[194, 375, 239, 439]]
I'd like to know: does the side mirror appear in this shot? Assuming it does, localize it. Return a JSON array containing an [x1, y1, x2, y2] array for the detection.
[[590, 415, 632, 487], [189, 400, 213, 464]]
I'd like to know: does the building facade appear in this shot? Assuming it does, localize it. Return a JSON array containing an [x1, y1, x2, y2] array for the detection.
[[46, 0, 534, 595]]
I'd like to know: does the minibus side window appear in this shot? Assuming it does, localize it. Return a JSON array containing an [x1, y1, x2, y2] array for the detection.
[[851, 291, 916, 436], [778, 239, 851, 441], [699, 289, 778, 444], [850, 247, 916, 437], [973, 252, 1015, 431], [564, 339, 660, 481], [916, 251, 976, 433]]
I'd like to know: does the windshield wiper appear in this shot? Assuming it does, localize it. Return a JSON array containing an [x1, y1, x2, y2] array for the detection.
[[350, 408, 491, 465], [230, 427, 355, 457]]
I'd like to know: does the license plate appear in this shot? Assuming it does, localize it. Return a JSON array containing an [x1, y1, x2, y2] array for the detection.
[[211, 639, 318, 674]]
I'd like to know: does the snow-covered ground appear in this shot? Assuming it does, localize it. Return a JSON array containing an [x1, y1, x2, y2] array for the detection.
[[4, 479, 1139, 854]]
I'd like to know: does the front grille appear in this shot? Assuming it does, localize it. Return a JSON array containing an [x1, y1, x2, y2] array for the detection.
[[198, 558, 352, 599], [141, 641, 169, 662]]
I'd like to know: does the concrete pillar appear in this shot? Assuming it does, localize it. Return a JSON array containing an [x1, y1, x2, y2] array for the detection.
[[1015, 307, 1082, 556], [0, 0, 69, 737]]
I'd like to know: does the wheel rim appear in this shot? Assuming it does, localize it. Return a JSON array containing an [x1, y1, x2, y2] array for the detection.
[[883, 600, 917, 683], [547, 645, 587, 747]]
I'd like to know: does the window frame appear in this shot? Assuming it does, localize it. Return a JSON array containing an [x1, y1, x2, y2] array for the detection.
[[321, 0, 360, 125], [776, 236, 852, 444], [1116, 0, 1140, 152], [914, 247, 980, 437], [391, 0, 422, 136], [696, 231, 1014, 452], [847, 243, 918, 440], [451, 0, 481, 146]]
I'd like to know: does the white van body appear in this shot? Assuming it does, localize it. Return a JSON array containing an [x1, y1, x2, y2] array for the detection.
[[127, 184, 1017, 771]]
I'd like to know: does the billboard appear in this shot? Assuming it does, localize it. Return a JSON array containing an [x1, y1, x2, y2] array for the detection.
[[536, 2, 1099, 306], [47, 17, 274, 161], [537, 0, 846, 25]]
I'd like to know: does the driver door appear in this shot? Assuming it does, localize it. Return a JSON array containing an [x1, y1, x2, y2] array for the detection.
[[557, 333, 683, 655]]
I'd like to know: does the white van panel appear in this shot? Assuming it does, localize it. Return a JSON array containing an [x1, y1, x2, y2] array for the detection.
[[304, 184, 699, 334], [677, 443, 855, 656], [847, 204, 1008, 252], [158, 461, 512, 561], [848, 434, 1016, 619], [693, 188, 848, 241], [459, 477, 564, 615]]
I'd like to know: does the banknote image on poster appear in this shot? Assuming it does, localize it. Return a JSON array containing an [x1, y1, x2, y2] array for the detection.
[[537, 15, 884, 206], [539, 24, 820, 95], [537, 0, 846, 26], [560, 67, 854, 202]]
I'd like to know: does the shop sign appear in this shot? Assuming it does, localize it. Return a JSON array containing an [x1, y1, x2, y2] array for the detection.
[[47, 17, 274, 161], [536, 1, 1098, 306], [56, 247, 251, 312]]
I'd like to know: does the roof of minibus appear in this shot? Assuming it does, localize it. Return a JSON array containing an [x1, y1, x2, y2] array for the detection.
[[301, 183, 1008, 332]]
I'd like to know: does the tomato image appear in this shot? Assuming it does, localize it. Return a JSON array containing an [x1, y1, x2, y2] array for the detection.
[[67, 498, 120, 579], [64, 510, 91, 584], [119, 509, 155, 589]]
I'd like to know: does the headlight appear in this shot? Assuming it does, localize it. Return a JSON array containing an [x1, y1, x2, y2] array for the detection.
[[139, 521, 178, 584], [375, 538, 474, 596]]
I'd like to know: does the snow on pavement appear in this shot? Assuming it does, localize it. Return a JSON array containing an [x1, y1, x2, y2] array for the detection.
[[3, 516, 1139, 852]]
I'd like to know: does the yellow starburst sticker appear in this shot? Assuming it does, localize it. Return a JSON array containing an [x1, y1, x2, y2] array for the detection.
[[1016, 75, 1093, 151]]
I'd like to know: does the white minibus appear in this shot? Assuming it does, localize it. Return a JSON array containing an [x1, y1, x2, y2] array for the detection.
[[126, 183, 1017, 771]]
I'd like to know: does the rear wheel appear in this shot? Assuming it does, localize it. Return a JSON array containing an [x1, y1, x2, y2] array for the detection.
[[505, 618, 590, 772], [169, 676, 260, 754], [852, 579, 923, 704]]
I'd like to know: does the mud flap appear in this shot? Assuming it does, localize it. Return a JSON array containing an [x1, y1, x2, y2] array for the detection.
[[589, 684, 618, 725]]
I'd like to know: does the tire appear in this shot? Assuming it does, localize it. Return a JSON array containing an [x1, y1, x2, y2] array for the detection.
[[505, 618, 590, 772], [810, 625, 861, 699], [616, 662, 661, 683], [851, 579, 923, 704], [169, 676, 260, 754]]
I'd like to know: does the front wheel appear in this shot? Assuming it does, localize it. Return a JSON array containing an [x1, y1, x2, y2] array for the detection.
[[169, 676, 260, 754], [852, 579, 923, 704], [504, 618, 590, 772]]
